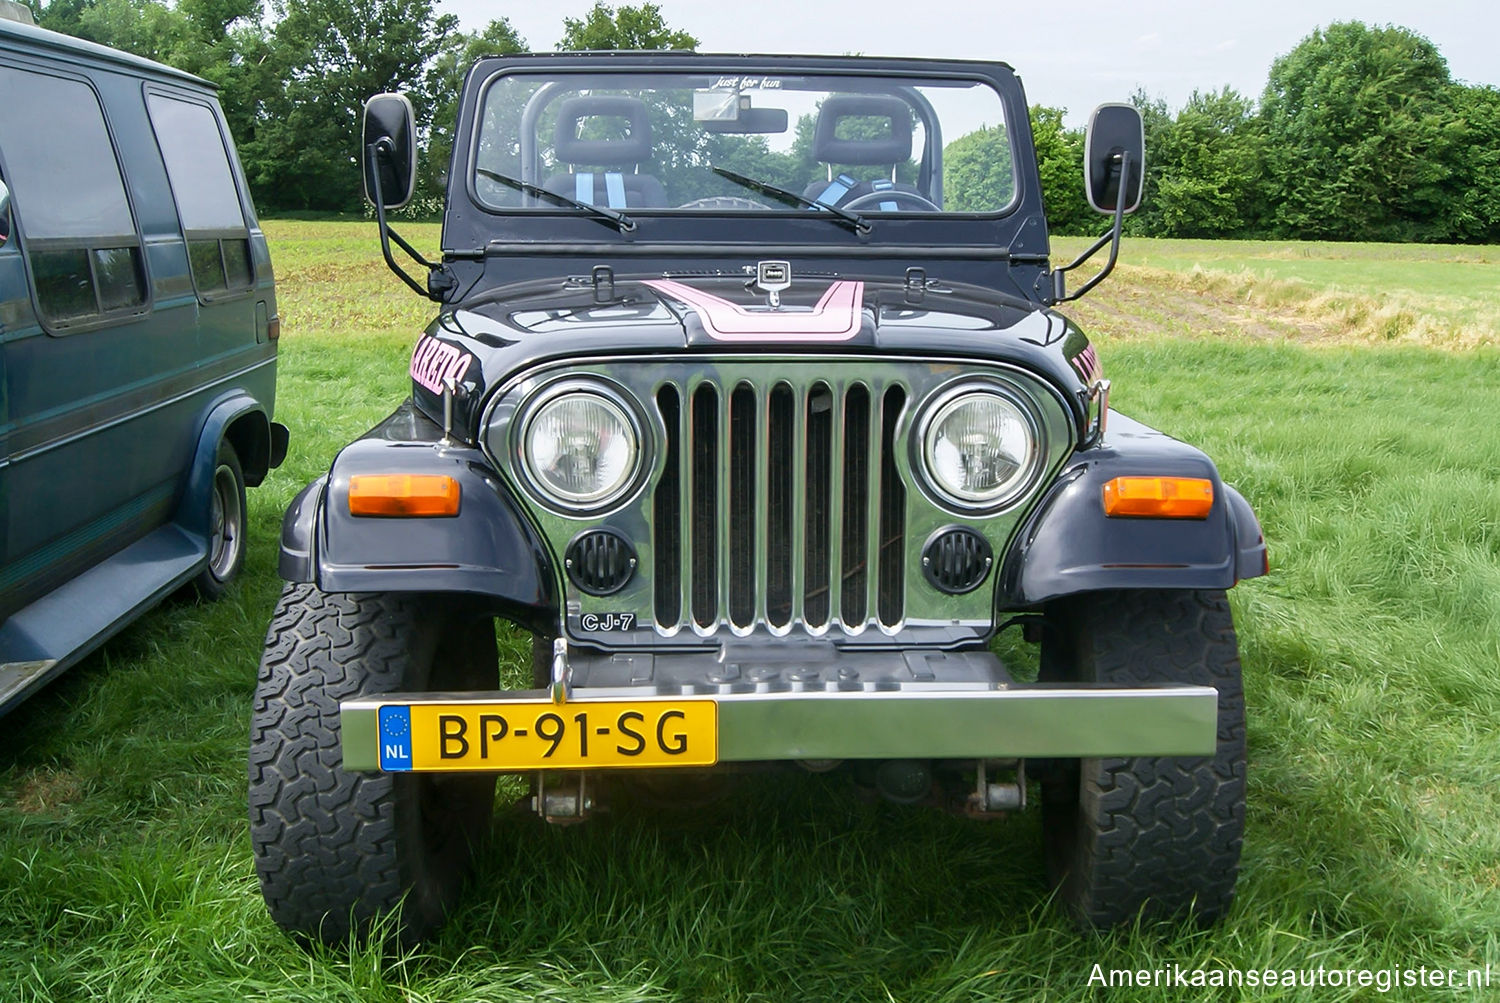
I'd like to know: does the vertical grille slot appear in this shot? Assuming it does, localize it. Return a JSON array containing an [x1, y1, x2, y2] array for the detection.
[[840, 385, 870, 626], [728, 384, 757, 628], [803, 383, 834, 628], [653, 386, 681, 628], [691, 385, 719, 628], [650, 370, 906, 636], [878, 385, 907, 628], [765, 383, 795, 628]]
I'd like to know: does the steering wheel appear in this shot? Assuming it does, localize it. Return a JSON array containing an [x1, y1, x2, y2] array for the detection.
[[840, 190, 941, 212], [675, 196, 774, 210]]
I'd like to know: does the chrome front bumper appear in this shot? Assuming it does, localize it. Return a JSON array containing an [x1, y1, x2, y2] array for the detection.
[[339, 681, 1218, 772]]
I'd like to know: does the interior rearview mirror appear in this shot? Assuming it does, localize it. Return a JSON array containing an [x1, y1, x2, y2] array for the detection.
[[1084, 103, 1144, 214], [700, 107, 789, 134], [694, 91, 789, 134], [362, 93, 417, 209]]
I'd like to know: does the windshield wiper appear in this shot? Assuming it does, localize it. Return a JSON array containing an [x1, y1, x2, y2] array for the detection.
[[476, 167, 637, 233], [711, 166, 872, 236]]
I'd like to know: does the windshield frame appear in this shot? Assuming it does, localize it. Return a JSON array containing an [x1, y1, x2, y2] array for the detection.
[[463, 60, 1023, 226], [441, 53, 1050, 288]]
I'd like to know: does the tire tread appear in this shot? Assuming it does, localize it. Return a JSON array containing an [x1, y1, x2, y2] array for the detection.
[[1044, 589, 1246, 927]]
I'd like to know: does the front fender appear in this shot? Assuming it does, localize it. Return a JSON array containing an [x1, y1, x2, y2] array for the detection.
[[999, 411, 1267, 607], [278, 403, 557, 625]]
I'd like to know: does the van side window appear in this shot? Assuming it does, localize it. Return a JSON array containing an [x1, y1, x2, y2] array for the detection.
[[0, 67, 147, 326], [146, 94, 253, 295]]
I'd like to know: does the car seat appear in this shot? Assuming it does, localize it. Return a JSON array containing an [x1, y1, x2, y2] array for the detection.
[[543, 96, 668, 209], [802, 94, 930, 210]]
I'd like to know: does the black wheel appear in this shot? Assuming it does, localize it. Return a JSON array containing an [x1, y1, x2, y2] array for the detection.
[[1039, 589, 1246, 927], [191, 441, 246, 599], [248, 585, 498, 944]]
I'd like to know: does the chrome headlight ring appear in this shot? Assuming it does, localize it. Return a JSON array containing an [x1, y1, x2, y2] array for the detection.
[[912, 379, 1045, 513], [493, 378, 649, 514]]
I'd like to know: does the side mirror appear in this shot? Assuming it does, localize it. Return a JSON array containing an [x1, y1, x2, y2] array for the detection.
[[1083, 103, 1144, 214], [362, 92, 417, 209]]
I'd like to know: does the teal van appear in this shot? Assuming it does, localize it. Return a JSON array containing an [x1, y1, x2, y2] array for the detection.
[[0, 12, 284, 713]]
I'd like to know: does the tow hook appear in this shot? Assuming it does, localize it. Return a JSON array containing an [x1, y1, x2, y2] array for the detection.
[[533, 771, 596, 825], [967, 759, 1026, 817]]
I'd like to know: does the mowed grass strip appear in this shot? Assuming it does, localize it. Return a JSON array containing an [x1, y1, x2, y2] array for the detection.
[[1056, 235, 1500, 348], [0, 221, 1496, 1001]]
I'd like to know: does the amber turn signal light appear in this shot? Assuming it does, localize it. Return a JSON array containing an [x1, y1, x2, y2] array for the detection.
[[348, 474, 461, 517], [1102, 476, 1213, 519]]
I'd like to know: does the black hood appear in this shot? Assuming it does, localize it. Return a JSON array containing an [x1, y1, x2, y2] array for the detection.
[[405, 275, 1100, 439]]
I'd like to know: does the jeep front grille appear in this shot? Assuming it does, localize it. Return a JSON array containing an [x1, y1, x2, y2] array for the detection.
[[653, 378, 907, 635]]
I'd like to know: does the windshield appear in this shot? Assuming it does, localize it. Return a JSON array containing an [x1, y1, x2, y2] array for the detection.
[[472, 70, 1017, 217]]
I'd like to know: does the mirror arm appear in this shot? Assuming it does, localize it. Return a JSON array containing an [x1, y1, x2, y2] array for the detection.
[[1048, 149, 1131, 304], [367, 140, 442, 301]]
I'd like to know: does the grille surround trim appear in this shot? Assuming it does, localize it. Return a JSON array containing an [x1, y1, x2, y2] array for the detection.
[[480, 355, 1077, 648]]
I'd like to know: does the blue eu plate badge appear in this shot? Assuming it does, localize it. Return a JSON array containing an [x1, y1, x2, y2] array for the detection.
[[377, 706, 413, 771]]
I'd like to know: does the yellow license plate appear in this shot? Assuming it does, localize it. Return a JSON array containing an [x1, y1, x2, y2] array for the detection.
[[376, 700, 718, 771]]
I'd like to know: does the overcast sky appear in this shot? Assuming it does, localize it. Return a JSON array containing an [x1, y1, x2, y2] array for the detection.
[[439, 0, 1499, 125]]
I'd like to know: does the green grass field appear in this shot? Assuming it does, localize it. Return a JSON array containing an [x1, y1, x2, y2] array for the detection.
[[1053, 235, 1500, 349], [2, 223, 1498, 1001]]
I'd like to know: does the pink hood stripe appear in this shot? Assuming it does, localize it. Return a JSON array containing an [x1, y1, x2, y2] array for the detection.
[[644, 278, 865, 342]]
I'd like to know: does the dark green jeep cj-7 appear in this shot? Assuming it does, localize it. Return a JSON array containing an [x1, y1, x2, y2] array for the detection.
[[248, 52, 1267, 943]]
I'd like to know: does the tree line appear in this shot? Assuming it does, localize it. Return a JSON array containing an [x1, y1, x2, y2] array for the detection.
[[1084, 22, 1499, 243], [25, 0, 1500, 242]]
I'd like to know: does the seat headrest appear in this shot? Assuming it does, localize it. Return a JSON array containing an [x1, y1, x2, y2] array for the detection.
[[812, 95, 913, 166], [553, 96, 653, 165]]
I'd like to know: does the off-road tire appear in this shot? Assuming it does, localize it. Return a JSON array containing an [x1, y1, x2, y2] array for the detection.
[[1039, 589, 1246, 927], [248, 585, 498, 944], [191, 441, 246, 599]]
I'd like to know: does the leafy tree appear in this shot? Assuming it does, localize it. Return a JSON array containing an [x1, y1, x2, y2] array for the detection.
[[244, 0, 458, 211], [1260, 21, 1464, 242], [423, 17, 526, 196], [1145, 87, 1267, 238], [1028, 105, 1092, 235], [943, 125, 1013, 212], [1124, 89, 1170, 236], [55, 0, 186, 56], [1447, 84, 1500, 242], [556, 2, 697, 51]]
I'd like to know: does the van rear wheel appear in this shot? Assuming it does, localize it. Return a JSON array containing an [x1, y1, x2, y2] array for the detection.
[[191, 441, 246, 599]]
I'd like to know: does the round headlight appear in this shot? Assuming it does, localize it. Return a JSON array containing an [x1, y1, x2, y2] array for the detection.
[[921, 389, 1038, 508], [520, 390, 640, 508]]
